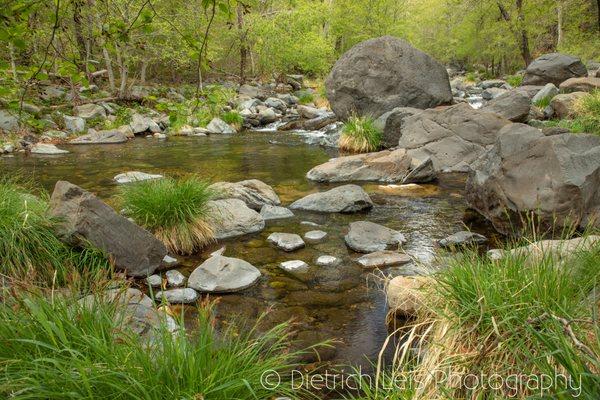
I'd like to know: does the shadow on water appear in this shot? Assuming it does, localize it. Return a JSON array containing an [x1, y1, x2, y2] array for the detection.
[[0, 131, 498, 371]]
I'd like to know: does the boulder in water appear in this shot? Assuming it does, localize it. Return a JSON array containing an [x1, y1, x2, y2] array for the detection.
[[188, 254, 261, 293], [344, 221, 406, 253], [289, 184, 373, 213]]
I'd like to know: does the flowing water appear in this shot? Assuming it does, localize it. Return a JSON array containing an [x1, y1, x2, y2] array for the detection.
[[0, 131, 493, 369]]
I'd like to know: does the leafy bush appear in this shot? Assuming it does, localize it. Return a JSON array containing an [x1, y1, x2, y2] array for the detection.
[[0, 179, 111, 286], [0, 293, 305, 400], [339, 115, 382, 153], [119, 177, 216, 254]]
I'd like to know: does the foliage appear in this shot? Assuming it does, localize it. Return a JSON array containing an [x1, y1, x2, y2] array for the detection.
[[534, 95, 553, 108], [119, 176, 216, 254], [339, 115, 382, 153], [505, 74, 523, 87], [0, 292, 307, 400], [362, 239, 600, 399], [221, 110, 243, 128], [544, 90, 600, 135], [0, 179, 111, 287]]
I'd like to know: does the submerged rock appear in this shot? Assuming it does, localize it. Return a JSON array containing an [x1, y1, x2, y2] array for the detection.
[[209, 179, 280, 210], [30, 143, 69, 155], [315, 255, 340, 267], [70, 129, 128, 144], [326, 36, 452, 119], [304, 230, 327, 242], [155, 288, 198, 304], [356, 251, 411, 268], [466, 124, 600, 235], [438, 231, 487, 248], [188, 254, 261, 293], [207, 199, 265, 239], [114, 171, 163, 184], [260, 205, 294, 221], [165, 269, 186, 287], [49, 181, 167, 277], [386, 275, 432, 318], [345, 221, 406, 253], [289, 184, 373, 213], [267, 232, 305, 251]]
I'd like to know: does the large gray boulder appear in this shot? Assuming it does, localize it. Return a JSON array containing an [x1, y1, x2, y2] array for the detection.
[[549, 92, 587, 119], [289, 184, 373, 213], [481, 90, 531, 122], [466, 124, 600, 235], [188, 254, 261, 292], [207, 198, 265, 239], [393, 103, 512, 172], [522, 53, 587, 86], [209, 179, 280, 210], [325, 36, 452, 119], [376, 107, 422, 148], [306, 149, 412, 183], [70, 129, 128, 144], [49, 181, 167, 277], [345, 221, 406, 253]]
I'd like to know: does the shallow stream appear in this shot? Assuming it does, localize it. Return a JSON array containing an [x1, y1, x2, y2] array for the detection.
[[1, 131, 493, 369]]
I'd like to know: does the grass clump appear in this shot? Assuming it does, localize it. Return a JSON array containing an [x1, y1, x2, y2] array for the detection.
[[544, 90, 600, 136], [360, 238, 600, 399], [339, 115, 382, 153], [297, 91, 315, 105], [221, 110, 243, 129], [505, 74, 523, 87], [0, 293, 306, 399], [0, 179, 110, 286], [119, 176, 216, 254], [534, 95, 553, 109]]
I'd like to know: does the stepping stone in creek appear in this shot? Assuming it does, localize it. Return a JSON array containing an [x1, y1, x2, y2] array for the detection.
[[146, 274, 162, 288], [438, 231, 487, 248], [344, 221, 406, 253], [165, 269, 186, 287], [279, 260, 310, 274], [114, 171, 164, 184], [155, 288, 199, 304], [304, 230, 327, 242], [356, 251, 411, 268], [315, 255, 340, 267], [267, 232, 305, 251], [260, 204, 294, 220], [187, 254, 261, 293]]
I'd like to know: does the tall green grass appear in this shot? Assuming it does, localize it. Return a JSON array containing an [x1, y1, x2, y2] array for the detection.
[[353, 239, 600, 399], [0, 179, 111, 287], [119, 176, 216, 254], [545, 90, 600, 136], [339, 115, 382, 153], [0, 293, 307, 399], [221, 110, 243, 129], [505, 74, 523, 87]]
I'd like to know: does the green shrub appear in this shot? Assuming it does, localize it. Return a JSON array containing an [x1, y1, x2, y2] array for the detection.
[[221, 110, 243, 128], [465, 71, 478, 82], [367, 239, 600, 399], [119, 177, 216, 254], [0, 293, 306, 400], [339, 115, 382, 153], [0, 179, 110, 286], [505, 74, 523, 87]]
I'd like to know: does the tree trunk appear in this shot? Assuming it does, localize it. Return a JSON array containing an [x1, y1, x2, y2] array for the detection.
[[140, 61, 148, 84], [102, 46, 116, 92], [597, 0, 600, 32], [557, 3, 563, 47], [516, 0, 532, 66], [115, 45, 128, 98], [72, 0, 88, 73], [237, 3, 248, 83], [8, 43, 18, 81]]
